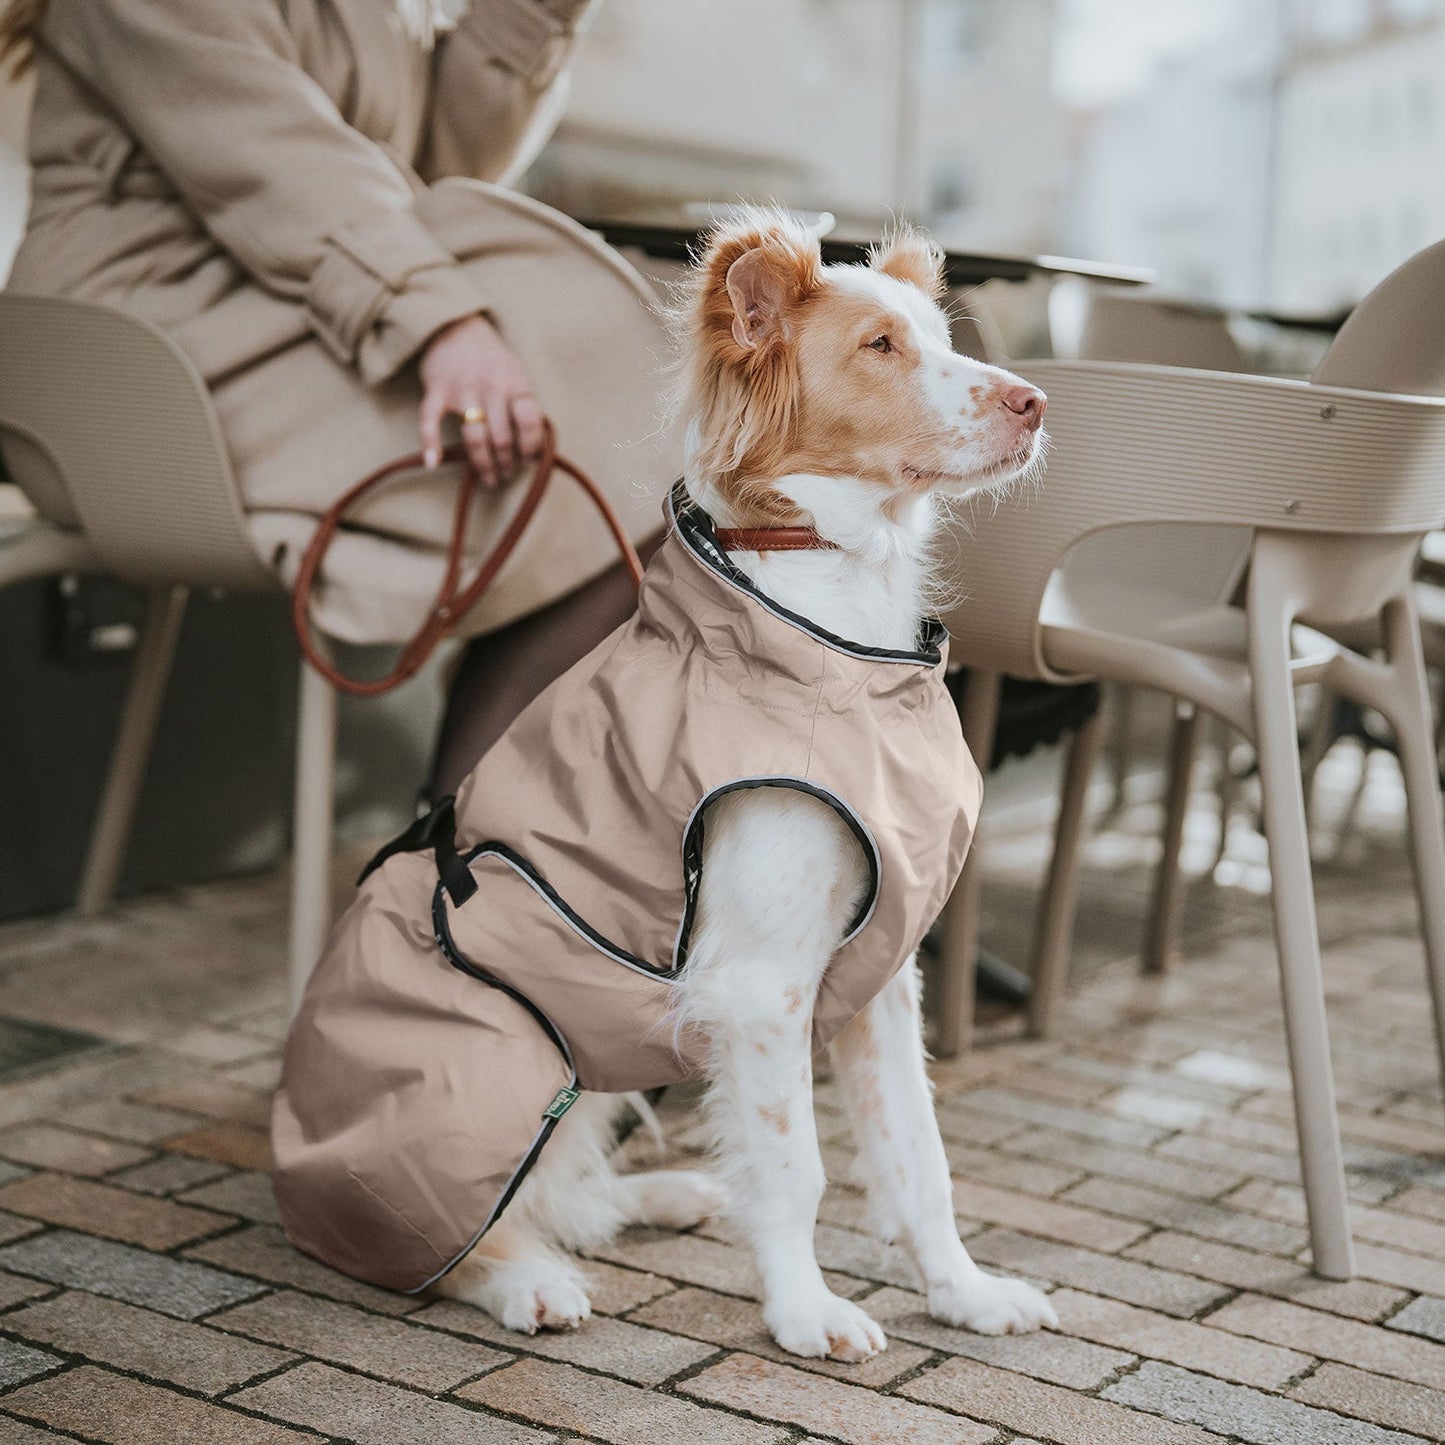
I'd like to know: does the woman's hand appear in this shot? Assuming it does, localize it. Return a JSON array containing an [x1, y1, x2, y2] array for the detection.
[[418, 315, 547, 486]]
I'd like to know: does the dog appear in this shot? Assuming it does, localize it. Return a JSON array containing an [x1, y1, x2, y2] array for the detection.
[[428, 211, 1056, 1362]]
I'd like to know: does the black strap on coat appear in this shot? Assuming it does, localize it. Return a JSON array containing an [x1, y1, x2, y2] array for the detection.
[[358, 796, 478, 907]]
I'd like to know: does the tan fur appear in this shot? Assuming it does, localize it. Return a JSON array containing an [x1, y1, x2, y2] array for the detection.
[[676, 213, 1029, 526]]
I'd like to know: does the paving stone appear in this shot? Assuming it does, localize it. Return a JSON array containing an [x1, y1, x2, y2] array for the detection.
[[575, 1258, 675, 1316], [50, 1097, 201, 1144], [0, 1270, 51, 1311], [1002, 1127, 1240, 1200], [628, 1285, 930, 1388], [1104, 1359, 1425, 1445], [178, 1169, 282, 1224], [958, 1088, 1169, 1148], [164, 1122, 272, 1171], [1353, 1240, 1445, 1297], [679, 1351, 996, 1444], [900, 1355, 1221, 1444], [0, 1230, 263, 1318], [111, 1153, 231, 1196], [2, 1365, 316, 1444], [230, 1360, 551, 1443], [953, 1179, 1150, 1253], [4, 1289, 294, 1395], [1228, 1178, 1445, 1259], [0, 1418, 67, 1444], [812, 1223, 933, 1290], [138, 1075, 273, 1129], [1124, 1230, 1408, 1320], [1061, 1176, 1309, 1255], [1043, 1287, 1312, 1390], [1289, 1361, 1445, 1438], [591, 1227, 866, 1302], [0, 1214, 38, 1248], [966, 1230, 1230, 1317], [212, 1289, 503, 1392], [0, 1340, 61, 1390], [185, 1223, 422, 1316], [1385, 1294, 1445, 1345], [0, 1172, 232, 1249], [1205, 1291, 1445, 1391], [0, 1123, 150, 1177], [1385, 1185, 1445, 1223], [414, 1297, 713, 1385], [459, 1357, 787, 1445], [864, 1286, 1131, 1387]]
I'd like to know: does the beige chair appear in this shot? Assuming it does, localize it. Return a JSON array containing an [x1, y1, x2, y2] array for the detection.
[[936, 240, 1445, 1280], [0, 295, 338, 1008]]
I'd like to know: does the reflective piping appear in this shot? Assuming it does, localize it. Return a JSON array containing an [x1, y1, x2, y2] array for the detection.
[[411, 880, 580, 1294], [667, 482, 947, 666], [669, 775, 883, 972]]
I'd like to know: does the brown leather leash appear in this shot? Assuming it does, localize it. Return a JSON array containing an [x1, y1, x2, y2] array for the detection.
[[292, 421, 644, 697]]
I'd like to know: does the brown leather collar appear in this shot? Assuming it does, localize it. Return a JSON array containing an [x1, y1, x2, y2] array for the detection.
[[713, 526, 839, 552]]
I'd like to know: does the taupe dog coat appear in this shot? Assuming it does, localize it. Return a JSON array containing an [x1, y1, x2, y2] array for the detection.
[[273, 485, 982, 1293]]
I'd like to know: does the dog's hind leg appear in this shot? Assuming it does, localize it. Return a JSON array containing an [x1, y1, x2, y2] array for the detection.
[[609, 1167, 727, 1229], [432, 1216, 592, 1334], [830, 956, 1058, 1335]]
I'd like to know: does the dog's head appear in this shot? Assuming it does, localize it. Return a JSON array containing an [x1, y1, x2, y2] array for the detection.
[[674, 209, 1046, 527]]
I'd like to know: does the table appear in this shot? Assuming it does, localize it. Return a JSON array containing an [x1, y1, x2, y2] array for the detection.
[[577, 217, 1155, 290]]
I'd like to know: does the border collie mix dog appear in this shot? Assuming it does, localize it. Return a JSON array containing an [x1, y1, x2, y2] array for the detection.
[[437, 212, 1055, 1360]]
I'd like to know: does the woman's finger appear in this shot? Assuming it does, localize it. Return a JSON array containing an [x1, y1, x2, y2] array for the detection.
[[418, 388, 447, 469], [459, 405, 499, 486], [485, 389, 518, 480], [512, 394, 546, 463]]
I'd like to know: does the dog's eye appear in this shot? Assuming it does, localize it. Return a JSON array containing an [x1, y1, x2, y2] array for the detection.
[[868, 335, 892, 353]]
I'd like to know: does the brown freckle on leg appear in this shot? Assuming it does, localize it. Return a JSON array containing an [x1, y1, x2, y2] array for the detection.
[[940, 368, 953, 379], [784, 984, 806, 1014], [969, 383, 986, 401], [759, 1102, 791, 1134]]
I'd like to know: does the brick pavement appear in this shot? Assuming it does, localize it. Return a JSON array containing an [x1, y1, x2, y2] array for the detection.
[[0, 759, 1439, 1442]]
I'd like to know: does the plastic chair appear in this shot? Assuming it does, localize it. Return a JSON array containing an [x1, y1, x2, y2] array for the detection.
[[934, 240, 1445, 1279], [0, 295, 338, 1009]]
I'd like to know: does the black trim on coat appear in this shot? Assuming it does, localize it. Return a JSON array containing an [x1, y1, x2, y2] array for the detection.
[[668, 480, 948, 665]]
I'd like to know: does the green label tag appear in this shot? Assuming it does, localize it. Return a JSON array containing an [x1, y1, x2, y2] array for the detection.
[[543, 1087, 580, 1120]]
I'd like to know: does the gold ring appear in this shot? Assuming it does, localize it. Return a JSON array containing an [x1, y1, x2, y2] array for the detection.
[[460, 405, 487, 427]]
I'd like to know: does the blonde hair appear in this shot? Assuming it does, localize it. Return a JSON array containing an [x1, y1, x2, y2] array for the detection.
[[0, 0, 45, 77]]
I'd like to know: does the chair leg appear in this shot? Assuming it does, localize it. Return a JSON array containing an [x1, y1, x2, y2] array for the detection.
[[1382, 596, 1445, 1092], [289, 651, 338, 1015], [1250, 598, 1353, 1280], [1027, 700, 1107, 1037], [1106, 683, 1135, 813], [1141, 701, 1201, 974], [77, 585, 189, 916], [1213, 716, 1236, 871], [933, 668, 1002, 1058]]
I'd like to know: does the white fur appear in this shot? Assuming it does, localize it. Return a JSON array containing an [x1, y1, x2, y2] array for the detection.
[[435, 241, 1057, 1358]]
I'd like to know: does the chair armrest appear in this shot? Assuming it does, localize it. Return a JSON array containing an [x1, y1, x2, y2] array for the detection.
[[940, 359, 1445, 680]]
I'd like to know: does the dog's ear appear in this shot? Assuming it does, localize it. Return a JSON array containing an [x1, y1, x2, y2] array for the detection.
[[725, 245, 808, 350], [871, 227, 945, 300], [697, 216, 822, 354]]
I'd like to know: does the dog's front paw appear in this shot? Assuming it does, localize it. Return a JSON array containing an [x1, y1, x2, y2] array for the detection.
[[928, 1272, 1057, 1336], [766, 1291, 887, 1362]]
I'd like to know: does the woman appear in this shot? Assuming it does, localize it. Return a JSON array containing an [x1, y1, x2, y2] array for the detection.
[[1, 0, 678, 793]]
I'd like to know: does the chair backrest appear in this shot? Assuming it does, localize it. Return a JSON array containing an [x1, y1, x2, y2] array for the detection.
[[939, 360, 1445, 681], [1312, 238, 1445, 396], [1057, 287, 1252, 629], [0, 294, 272, 591], [1078, 288, 1247, 372]]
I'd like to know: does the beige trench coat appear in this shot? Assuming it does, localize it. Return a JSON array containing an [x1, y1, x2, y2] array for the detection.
[[6, 0, 679, 640]]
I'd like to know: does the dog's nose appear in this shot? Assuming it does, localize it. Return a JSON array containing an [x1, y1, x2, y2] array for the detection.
[[1002, 385, 1047, 431]]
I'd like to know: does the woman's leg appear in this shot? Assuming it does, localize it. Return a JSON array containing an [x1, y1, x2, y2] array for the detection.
[[429, 531, 665, 796]]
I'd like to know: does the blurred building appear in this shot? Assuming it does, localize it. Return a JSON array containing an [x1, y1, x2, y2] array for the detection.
[[1268, 0, 1445, 310], [1059, 0, 1285, 304], [529, 0, 1066, 254]]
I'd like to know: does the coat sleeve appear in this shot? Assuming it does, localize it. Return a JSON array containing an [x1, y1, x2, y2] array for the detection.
[[42, 0, 489, 383], [422, 0, 596, 184]]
